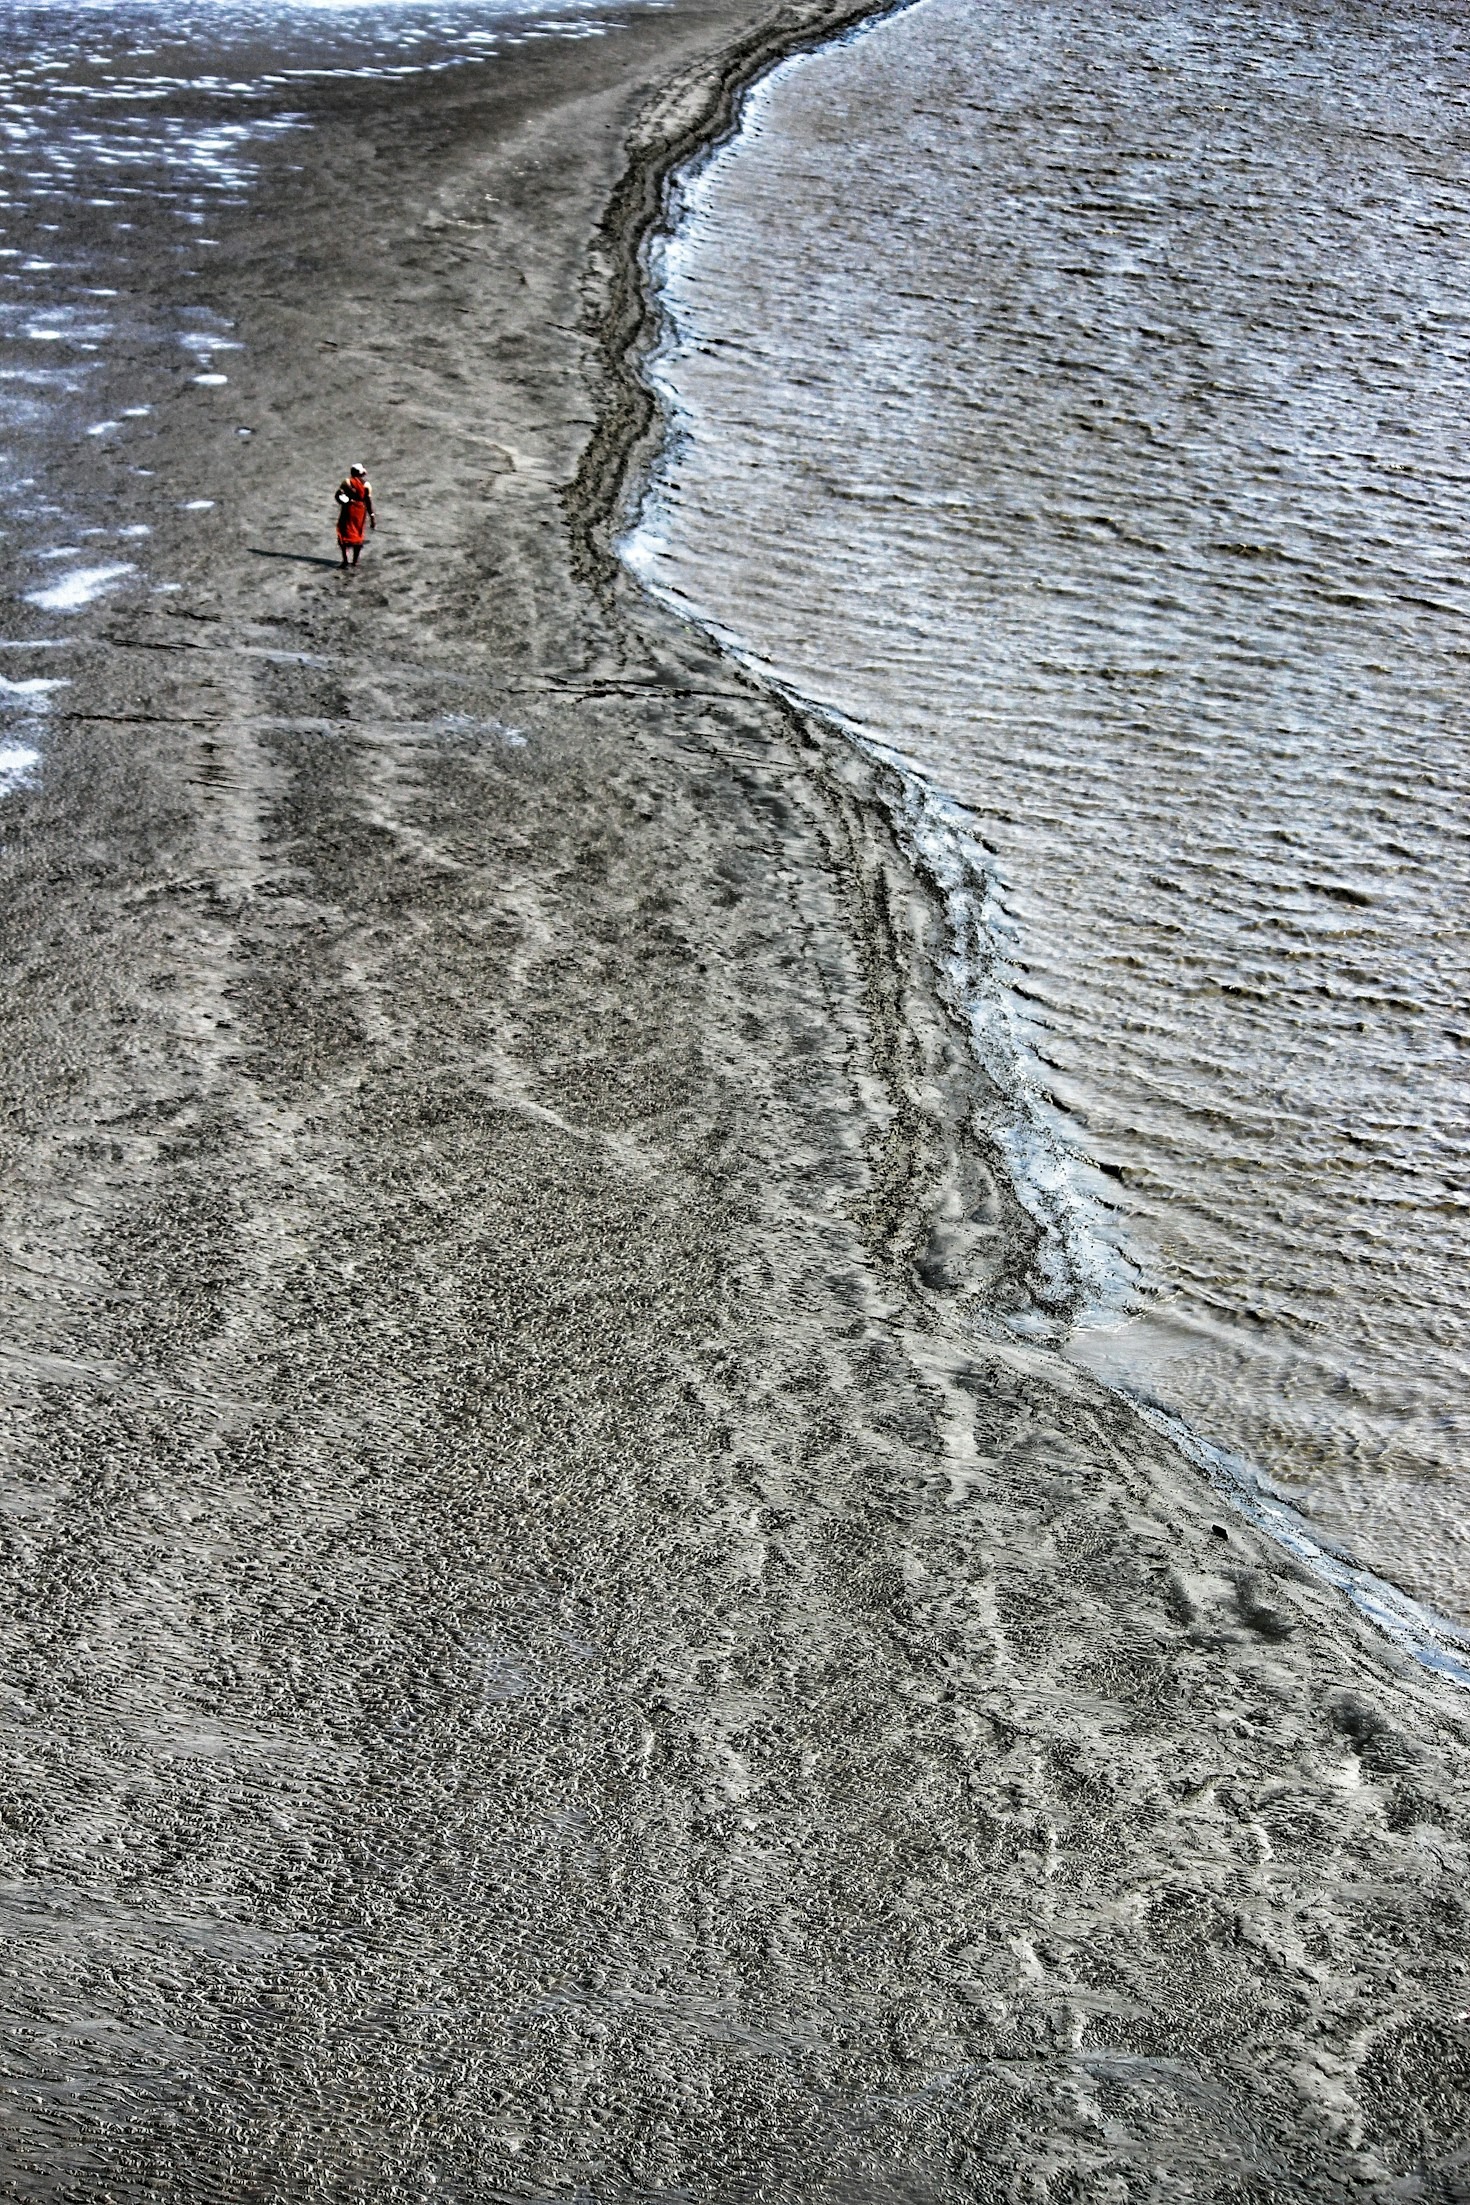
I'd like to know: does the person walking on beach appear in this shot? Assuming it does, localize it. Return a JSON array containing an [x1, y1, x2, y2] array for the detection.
[[334, 463, 375, 570]]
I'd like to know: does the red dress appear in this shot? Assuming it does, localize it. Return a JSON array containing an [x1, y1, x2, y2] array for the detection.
[[335, 477, 372, 547]]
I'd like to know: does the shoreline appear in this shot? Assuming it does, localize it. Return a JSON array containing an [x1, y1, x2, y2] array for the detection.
[[565, 0, 917, 583], [589, 2, 1470, 1694], [1, 2, 1469, 2195]]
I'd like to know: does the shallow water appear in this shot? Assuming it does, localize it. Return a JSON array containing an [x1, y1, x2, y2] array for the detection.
[[0, 0, 629, 772], [626, 0, 1470, 1620]]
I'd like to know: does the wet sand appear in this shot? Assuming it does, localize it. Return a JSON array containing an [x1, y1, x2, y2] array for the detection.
[[2, 2, 1469, 2197]]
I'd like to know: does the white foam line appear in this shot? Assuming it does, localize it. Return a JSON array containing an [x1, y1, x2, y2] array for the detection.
[[1131, 1396, 1470, 1691], [861, 726, 1135, 1323]]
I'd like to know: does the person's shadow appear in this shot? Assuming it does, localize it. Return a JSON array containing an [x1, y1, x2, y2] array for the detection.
[[249, 547, 342, 568]]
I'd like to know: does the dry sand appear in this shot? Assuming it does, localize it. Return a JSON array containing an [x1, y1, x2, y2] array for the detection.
[[2, 2, 1469, 2197]]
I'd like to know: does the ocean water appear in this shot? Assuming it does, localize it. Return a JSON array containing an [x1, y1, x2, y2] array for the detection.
[[625, 0, 1470, 1624], [0, 0, 629, 774]]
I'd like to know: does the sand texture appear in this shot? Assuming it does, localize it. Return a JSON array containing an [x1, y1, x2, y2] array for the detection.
[[1, 3, 1469, 2198]]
